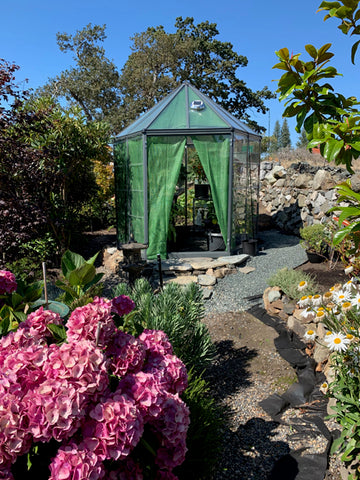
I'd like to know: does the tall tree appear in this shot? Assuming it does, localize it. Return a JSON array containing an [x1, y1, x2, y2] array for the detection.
[[280, 118, 291, 149], [296, 128, 308, 148], [0, 60, 112, 262], [270, 120, 281, 152], [120, 17, 275, 132], [38, 24, 123, 133]]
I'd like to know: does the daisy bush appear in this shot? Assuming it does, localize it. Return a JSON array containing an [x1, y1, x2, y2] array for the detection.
[[0, 281, 190, 480], [296, 276, 360, 476]]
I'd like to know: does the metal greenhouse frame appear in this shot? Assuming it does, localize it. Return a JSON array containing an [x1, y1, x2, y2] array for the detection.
[[113, 82, 261, 260]]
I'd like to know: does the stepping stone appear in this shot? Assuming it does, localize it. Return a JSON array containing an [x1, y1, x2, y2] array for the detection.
[[202, 287, 213, 300], [238, 266, 255, 274], [197, 274, 217, 286], [166, 275, 198, 285], [216, 254, 249, 266], [159, 261, 193, 273]]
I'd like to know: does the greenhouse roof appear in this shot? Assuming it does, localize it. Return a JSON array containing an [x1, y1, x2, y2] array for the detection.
[[115, 82, 260, 140]]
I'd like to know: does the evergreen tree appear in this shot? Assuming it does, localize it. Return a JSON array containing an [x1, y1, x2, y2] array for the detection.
[[270, 120, 281, 152], [296, 128, 308, 148], [280, 118, 291, 149]]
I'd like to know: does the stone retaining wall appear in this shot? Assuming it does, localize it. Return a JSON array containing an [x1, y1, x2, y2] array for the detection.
[[259, 161, 360, 234]]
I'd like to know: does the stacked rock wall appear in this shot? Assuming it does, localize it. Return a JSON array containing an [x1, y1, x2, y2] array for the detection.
[[259, 161, 357, 234]]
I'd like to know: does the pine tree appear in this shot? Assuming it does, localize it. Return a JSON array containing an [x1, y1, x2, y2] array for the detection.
[[270, 120, 281, 152], [280, 119, 291, 149], [296, 128, 308, 148]]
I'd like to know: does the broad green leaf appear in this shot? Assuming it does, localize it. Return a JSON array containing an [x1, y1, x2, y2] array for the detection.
[[85, 251, 100, 267], [11, 293, 24, 309], [272, 62, 289, 71], [332, 226, 353, 245], [323, 137, 344, 161], [61, 250, 86, 278], [68, 263, 96, 287], [13, 311, 27, 323], [318, 1, 341, 11], [84, 272, 104, 291], [305, 44, 318, 59], [338, 206, 360, 224], [47, 324, 67, 343], [275, 48, 290, 61], [351, 39, 360, 64]]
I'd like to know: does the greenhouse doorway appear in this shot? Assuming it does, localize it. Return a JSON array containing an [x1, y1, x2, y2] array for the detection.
[[167, 140, 225, 255]]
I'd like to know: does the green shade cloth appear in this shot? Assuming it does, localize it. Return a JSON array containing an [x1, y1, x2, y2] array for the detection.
[[113, 141, 128, 244], [147, 136, 186, 259], [192, 135, 230, 245], [128, 137, 145, 243]]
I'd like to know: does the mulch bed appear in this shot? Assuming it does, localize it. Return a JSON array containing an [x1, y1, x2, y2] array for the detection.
[[295, 259, 348, 293]]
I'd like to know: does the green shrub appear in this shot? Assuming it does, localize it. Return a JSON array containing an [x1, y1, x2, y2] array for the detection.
[[267, 267, 319, 301], [299, 223, 329, 255], [174, 369, 224, 480], [113, 279, 216, 372], [5, 257, 43, 284]]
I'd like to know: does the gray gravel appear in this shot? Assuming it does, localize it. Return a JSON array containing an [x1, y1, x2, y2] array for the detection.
[[205, 230, 308, 314]]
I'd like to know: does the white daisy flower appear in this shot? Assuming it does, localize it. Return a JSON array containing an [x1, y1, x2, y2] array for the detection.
[[312, 294, 322, 307], [319, 382, 328, 394], [298, 295, 310, 308], [345, 265, 354, 275], [322, 291, 333, 305], [304, 329, 316, 342], [333, 290, 351, 305], [301, 307, 315, 320], [342, 301, 353, 313], [352, 293, 360, 309], [343, 278, 355, 290], [315, 309, 327, 321], [325, 332, 351, 353], [298, 280, 308, 291]]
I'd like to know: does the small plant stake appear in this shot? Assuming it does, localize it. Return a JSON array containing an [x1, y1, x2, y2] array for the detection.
[[42, 261, 48, 309]]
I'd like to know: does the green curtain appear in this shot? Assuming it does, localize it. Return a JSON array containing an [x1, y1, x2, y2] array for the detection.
[[128, 137, 145, 243], [191, 135, 230, 244], [147, 136, 186, 259], [113, 141, 128, 244]]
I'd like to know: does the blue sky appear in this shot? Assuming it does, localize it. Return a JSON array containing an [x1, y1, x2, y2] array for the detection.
[[2, 0, 359, 143]]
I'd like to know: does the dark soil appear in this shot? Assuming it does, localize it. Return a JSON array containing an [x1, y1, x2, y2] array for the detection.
[[295, 259, 348, 293]]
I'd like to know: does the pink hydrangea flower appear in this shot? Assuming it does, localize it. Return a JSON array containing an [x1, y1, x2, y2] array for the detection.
[[143, 353, 188, 395], [49, 443, 105, 480], [0, 271, 17, 295], [23, 307, 62, 338], [139, 330, 173, 356], [82, 394, 143, 461], [111, 295, 136, 317], [106, 330, 145, 378], [66, 297, 116, 348]]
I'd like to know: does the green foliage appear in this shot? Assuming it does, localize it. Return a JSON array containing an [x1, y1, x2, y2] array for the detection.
[[56, 250, 104, 309], [119, 17, 274, 132], [174, 369, 224, 479], [329, 180, 360, 250], [0, 279, 43, 336], [267, 267, 319, 300], [299, 223, 330, 255], [273, 1, 360, 173], [113, 279, 216, 371], [20, 233, 59, 266], [39, 24, 122, 133], [280, 118, 292, 149], [5, 258, 43, 284]]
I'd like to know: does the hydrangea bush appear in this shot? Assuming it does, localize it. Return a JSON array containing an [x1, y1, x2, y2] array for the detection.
[[0, 282, 189, 480], [296, 277, 360, 477]]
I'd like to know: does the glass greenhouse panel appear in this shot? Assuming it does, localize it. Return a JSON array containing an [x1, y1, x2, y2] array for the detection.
[[188, 90, 228, 129], [114, 141, 128, 244], [150, 88, 188, 130]]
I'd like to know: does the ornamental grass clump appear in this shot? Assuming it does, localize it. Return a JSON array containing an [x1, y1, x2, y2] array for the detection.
[[295, 275, 360, 478], [267, 267, 318, 301], [0, 270, 190, 480]]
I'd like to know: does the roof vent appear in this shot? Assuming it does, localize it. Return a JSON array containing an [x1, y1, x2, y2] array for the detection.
[[190, 100, 205, 110]]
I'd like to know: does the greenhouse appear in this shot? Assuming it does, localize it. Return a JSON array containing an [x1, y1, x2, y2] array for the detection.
[[113, 82, 261, 260]]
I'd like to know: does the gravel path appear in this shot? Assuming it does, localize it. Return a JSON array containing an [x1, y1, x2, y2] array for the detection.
[[202, 230, 342, 480], [205, 230, 308, 314]]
